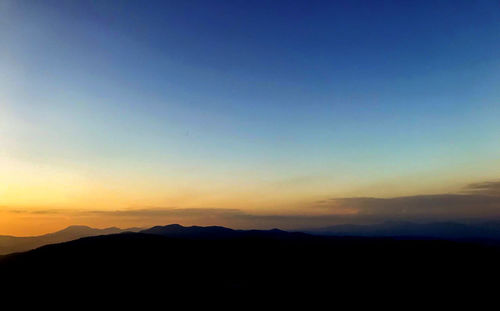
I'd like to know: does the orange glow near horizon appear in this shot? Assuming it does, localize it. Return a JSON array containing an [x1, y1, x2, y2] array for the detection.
[[2, 154, 500, 236]]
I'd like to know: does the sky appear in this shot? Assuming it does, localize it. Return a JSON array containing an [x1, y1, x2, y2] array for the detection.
[[1, 0, 500, 235]]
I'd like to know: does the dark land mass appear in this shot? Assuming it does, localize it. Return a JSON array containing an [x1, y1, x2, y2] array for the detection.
[[0, 225, 142, 255], [1, 225, 498, 305]]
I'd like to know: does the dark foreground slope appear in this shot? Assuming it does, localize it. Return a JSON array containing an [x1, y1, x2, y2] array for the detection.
[[0, 225, 142, 255], [1, 230, 499, 304]]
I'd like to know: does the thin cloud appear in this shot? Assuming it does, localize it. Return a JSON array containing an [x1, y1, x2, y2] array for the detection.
[[318, 179, 500, 221], [86, 207, 244, 217], [321, 194, 500, 218], [462, 180, 500, 196]]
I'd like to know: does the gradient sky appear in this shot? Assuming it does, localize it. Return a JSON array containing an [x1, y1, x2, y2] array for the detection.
[[1, 0, 500, 235]]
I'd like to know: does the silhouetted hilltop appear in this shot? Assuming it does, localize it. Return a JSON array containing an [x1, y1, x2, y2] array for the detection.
[[141, 224, 299, 239], [141, 224, 236, 237]]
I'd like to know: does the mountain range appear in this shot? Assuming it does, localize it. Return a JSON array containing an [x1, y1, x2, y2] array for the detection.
[[1, 224, 498, 303], [305, 220, 500, 241], [141, 223, 305, 239], [0, 224, 301, 255], [5, 221, 500, 256]]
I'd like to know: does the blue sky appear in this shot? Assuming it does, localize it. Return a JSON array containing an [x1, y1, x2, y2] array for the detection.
[[1, 0, 500, 234]]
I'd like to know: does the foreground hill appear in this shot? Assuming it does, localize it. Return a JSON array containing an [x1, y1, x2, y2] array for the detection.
[[0, 225, 141, 255], [1, 226, 499, 302]]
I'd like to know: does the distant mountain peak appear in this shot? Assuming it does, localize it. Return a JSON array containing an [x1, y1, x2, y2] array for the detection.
[[57, 225, 94, 233], [269, 228, 284, 232], [163, 224, 185, 229], [65, 225, 93, 229]]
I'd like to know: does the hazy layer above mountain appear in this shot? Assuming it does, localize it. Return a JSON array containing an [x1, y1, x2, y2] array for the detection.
[[306, 221, 500, 240], [0, 225, 142, 255]]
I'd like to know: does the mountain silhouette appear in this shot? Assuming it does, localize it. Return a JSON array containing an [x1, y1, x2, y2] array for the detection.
[[141, 224, 298, 239], [0, 225, 142, 255], [5, 221, 500, 257], [1, 225, 499, 303]]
